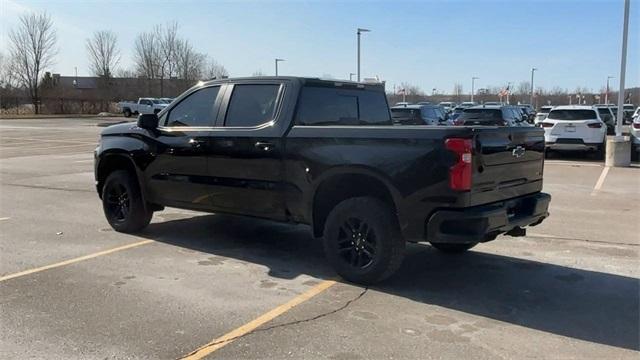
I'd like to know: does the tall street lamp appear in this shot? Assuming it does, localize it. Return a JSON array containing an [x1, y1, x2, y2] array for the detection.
[[357, 28, 371, 82], [349, 72, 356, 81], [275, 58, 285, 76], [615, 0, 630, 138], [530, 67, 537, 106], [605, 76, 615, 104], [471, 77, 479, 102]]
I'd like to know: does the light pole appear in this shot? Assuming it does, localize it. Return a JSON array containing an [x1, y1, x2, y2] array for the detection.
[[275, 58, 285, 76], [604, 76, 615, 105], [349, 73, 356, 81], [530, 67, 537, 105], [471, 77, 479, 102], [615, 0, 630, 138], [357, 28, 370, 82], [605, 76, 614, 104]]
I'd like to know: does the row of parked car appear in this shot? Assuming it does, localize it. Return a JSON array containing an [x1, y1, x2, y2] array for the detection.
[[391, 100, 639, 159], [390, 102, 536, 127]]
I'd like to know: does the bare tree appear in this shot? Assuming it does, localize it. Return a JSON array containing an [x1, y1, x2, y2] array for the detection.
[[133, 31, 160, 79], [157, 22, 179, 96], [399, 82, 422, 96], [205, 59, 229, 80], [115, 68, 137, 78], [174, 39, 207, 81], [8, 12, 57, 114], [86, 30, 120, 78], [516, 81, 530, 95]]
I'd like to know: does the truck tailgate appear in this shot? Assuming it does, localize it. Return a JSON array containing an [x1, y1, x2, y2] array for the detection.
[[469, 127, 545, 206]]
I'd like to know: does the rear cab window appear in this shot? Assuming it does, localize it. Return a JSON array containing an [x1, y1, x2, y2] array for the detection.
[[295, 85, 391, 126]]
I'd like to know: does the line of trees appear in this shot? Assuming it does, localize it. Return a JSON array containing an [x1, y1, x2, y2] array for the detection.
[[1, 11, 231, 113]]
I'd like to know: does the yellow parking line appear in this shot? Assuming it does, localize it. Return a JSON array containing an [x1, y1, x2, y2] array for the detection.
[[180, 279, 337, 360], [0, 239, 154, 282]]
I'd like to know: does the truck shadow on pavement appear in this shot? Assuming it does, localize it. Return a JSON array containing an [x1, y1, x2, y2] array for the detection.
[[141, 213, 639, 351]]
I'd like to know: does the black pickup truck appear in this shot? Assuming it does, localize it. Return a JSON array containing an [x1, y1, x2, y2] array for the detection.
[[95, 77, 550, 284]]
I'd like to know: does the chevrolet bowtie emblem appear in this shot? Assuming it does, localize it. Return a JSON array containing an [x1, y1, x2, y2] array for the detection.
[[512, 146, 526, 158]]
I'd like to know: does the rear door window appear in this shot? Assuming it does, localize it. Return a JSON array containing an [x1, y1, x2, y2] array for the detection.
[[224, 84, 281, 127], [295, 86, 391, 126]]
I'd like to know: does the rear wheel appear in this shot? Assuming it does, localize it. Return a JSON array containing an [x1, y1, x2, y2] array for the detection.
[[123, 108, 132, 117], [593, 140, 606, 160], [430, 242, 478, 253], [323, 197, 405, 284], [102, 170, 152, 233]]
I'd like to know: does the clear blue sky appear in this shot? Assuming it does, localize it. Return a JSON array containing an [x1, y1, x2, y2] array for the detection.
[[1, 0, 638, 94]]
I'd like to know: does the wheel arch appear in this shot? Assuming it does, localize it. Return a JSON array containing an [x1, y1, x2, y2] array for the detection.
[[310, 168, 401, 238]]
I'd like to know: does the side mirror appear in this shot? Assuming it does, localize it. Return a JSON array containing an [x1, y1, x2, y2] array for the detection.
[[137, 113, 159, 130]]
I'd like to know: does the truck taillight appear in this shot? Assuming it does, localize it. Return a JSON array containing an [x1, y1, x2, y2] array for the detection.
[[587, 123, 602, 128], [445, 138, 473, 191]]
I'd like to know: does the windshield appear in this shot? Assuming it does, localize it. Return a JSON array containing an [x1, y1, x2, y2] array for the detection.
[[547, 109, 597, 120], [152, 100, 164, 104]]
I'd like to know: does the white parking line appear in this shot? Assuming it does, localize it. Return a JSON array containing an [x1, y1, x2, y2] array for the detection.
[[545, 160, 602, 167], [0, 217, 10, 221], [591, 166, 610, 196]]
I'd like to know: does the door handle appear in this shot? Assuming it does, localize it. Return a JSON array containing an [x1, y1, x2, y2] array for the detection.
[[254, 141, 274, 151], [189, 138, 206, 148]]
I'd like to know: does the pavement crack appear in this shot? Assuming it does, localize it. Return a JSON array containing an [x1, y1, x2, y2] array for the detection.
[[179, 286, 368, 359]]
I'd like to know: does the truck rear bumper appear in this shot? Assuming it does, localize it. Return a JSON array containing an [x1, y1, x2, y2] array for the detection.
[[426, 192, 551, 244]]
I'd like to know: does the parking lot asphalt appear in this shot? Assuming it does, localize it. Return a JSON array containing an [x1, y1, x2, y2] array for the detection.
[[1, 117, 638, 359]]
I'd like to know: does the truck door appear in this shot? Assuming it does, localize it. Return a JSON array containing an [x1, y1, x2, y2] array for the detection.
[[145, 86, 222, 209], [207, 82, 287, 220]]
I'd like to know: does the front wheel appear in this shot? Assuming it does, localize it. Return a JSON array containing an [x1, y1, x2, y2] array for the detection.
[[323, 197, 405, 284], [102, 170, 152, 233], [430, 242, 478, 253]]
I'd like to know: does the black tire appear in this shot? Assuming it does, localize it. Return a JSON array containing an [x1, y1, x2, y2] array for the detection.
[[323, 197, 405, 284], [102, 170, 152, 233], [593, 141, 606, 160], [123, 108, 132, 117], [430, 242, 478, 253]]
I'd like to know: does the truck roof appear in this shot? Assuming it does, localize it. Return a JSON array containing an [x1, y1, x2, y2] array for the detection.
[[200, 76, 386, 92]]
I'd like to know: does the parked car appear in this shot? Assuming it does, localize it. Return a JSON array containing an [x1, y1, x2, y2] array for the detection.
[[631, 108, 640, 158], [483, 101, 502, 106], [594, 105, 616, 134], [390, 104, 447, 125], [457, 105, 531, 127], [534, 106, 553, 126], [623, 104, 636, 124], [395, 102, 411, 106], [118, 98, 168, 117], [540, 105, 606, 159], [159, 97, 175, 104], [519, 105, 536, 123], [95, 76, 550, 284], [438, 101, 456, 113], [459, 101, 477, 108]]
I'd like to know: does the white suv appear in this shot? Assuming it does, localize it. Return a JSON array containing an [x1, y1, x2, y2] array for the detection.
[[631, 107, 640, 157], [541, 105, 606, 159]]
